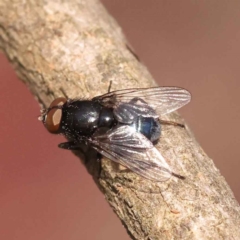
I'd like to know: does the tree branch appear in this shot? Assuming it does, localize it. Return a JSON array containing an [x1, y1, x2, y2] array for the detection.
[[0, 0, 240, 239]]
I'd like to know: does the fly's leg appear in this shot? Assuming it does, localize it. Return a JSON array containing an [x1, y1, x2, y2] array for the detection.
[[159, 119, 185, 128], [126, 43, 140, 62], [58, 141, 102, 178], [130, 98, 185, 128], [129, 97, 148, 105], [58, 141, 92, 157], [58, 141, 82, 150], [58, 135, 90, 150], [58, 141, 88, 161], [108, 80, 112, 93]]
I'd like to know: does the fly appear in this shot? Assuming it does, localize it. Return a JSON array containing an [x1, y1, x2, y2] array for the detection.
[[39, 86, 191, 182]]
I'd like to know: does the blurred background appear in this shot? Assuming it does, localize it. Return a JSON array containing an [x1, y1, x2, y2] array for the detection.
[[0, 1, 239, 239]]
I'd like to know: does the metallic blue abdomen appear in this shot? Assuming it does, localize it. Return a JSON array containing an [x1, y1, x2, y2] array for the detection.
[[130, 117, 161, 143]]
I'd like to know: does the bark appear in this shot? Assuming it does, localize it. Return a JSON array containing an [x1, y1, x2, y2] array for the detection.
[[0, 0, 240, 239]]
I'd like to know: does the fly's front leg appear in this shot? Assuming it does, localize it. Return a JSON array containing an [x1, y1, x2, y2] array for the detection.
[[58, 135, 90, 151], [58, 141, 101, 174], [58, 141, 81, 150], [58, 141, 89, 161]]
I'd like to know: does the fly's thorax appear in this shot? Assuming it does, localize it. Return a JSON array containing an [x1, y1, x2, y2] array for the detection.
[[98, 107, 116, 128], [60, 100, 102, 137]]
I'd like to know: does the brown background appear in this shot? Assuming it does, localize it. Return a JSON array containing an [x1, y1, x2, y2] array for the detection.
[[0, 1, 239, 239]]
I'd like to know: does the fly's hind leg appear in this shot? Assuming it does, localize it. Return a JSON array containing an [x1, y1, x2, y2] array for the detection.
[[129, 97, 185, 128], [159, 119, 185, 128], [129, 98, 185, 128]]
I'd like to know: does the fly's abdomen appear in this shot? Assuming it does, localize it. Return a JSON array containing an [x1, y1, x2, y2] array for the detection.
[[130, 117, 161, 143]]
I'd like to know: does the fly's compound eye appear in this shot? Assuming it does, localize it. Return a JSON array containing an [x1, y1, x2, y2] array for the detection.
[[44, 97, 67, 134]]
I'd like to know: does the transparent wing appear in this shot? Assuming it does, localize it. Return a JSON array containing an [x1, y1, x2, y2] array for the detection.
[[93, 86, 191, 123], [90, 125, 184, 182]]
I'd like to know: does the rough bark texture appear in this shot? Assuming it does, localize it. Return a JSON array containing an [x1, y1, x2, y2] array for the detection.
[[0, 0, 240, 239]]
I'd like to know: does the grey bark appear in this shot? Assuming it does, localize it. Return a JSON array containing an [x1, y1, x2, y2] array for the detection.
[[0, 0, 239, 239]]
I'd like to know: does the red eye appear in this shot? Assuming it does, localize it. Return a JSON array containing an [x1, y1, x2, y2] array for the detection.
[[45, 97, 67, 133]]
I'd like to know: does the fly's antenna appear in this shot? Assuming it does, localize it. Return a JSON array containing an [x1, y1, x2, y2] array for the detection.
[[39, 105, 63, 123]]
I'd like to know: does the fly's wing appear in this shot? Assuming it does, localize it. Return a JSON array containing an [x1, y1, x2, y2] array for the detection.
[[90, 125, 179, 182], [93, 87, 191, 123]]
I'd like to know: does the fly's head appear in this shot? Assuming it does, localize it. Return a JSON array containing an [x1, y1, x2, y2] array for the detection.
[[39, 97, 67, 134]]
